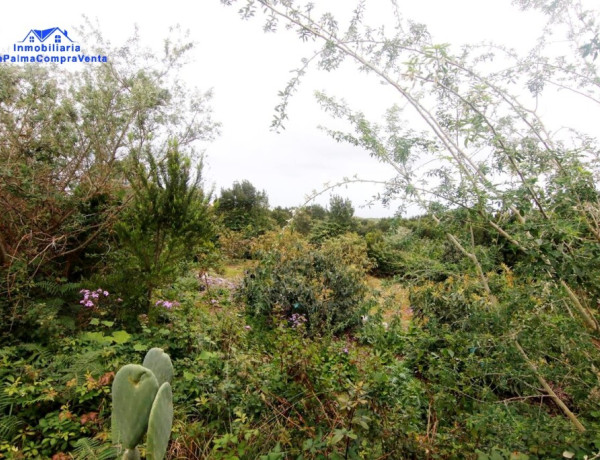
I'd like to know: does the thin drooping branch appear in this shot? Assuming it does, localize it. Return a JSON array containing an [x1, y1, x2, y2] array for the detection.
[[560, 280, 600, 332], [514, 340, 586, 433], [446, 233, 492, 298], [0, 233, 7, 266]]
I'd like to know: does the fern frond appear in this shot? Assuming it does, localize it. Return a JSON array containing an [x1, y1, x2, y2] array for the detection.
[[0, 414, 23, 440], [72, 437, 117, 460], [0, 346, 17, 359], [73, 437, 101, 458], [34, 279, 81, 303], [19, 343, 53, 364], [60, 281, 81, 295], [44, 297, 65, 309], [60, 349, 107, 380], [0, 391, 14, 411], [35, 280, 60, 296]]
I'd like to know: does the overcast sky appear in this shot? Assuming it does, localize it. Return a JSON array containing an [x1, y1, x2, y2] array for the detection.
[[0, 1, 587, 217]]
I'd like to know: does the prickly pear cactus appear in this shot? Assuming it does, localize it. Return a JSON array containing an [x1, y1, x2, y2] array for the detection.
[[146, 382, 173, 460], [112, 364, 159, 449], [122, 448, 141, 460], [142, 348, 173, 386]]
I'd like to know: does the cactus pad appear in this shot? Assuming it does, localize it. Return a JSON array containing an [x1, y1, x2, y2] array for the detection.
[[146, 382, 173, 460], [142, 348, 174, 386], [112, 364, 159, 449], [122, 448, 141, 460]]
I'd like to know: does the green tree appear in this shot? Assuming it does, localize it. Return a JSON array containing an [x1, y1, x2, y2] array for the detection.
[[290, 204, 328, 235], [328, 195, 354, 231], [0, 25, 218, 336], [271, 206, 293, 227], [310, 195, 355, 242], [113, 141, 215, 313], [216, 180, 272, 235], [306, 204, 328, 221]]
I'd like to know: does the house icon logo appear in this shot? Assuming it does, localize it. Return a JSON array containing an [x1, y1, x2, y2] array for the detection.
[[2, 27, 108, 64], [20, 27, 74, 45]]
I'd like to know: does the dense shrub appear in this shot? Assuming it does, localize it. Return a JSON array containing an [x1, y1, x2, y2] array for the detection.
[[320, 232, 373, 273], [407, 271, 600, 457], [238, 232, 370, 335], [365, 226, 454, 280]]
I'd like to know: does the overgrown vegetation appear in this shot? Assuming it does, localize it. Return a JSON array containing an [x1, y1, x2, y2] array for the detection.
[[2, 1, 600, 458], [239, 231, 372, 336]]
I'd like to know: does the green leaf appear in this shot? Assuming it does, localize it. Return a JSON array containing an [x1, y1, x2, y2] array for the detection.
[[134, 343, 148, 352], [330, 432, 344, 445], [89, 318, 100, 326], [82, 332, 112, 345], [111, 330, 132, 344], [199, 350, 218, 360]]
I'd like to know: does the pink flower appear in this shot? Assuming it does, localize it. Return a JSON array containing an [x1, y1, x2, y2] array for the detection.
[[154, 299, 179, 309], [78, 287, 111, 309], [244, 325, 252, 331]]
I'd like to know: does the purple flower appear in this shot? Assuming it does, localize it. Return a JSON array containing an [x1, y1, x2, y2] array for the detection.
[[290, 313, 307, 328], [154, 299, 179, 310], [78, 287, 111, 309], [343, 347, 349, 354]]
